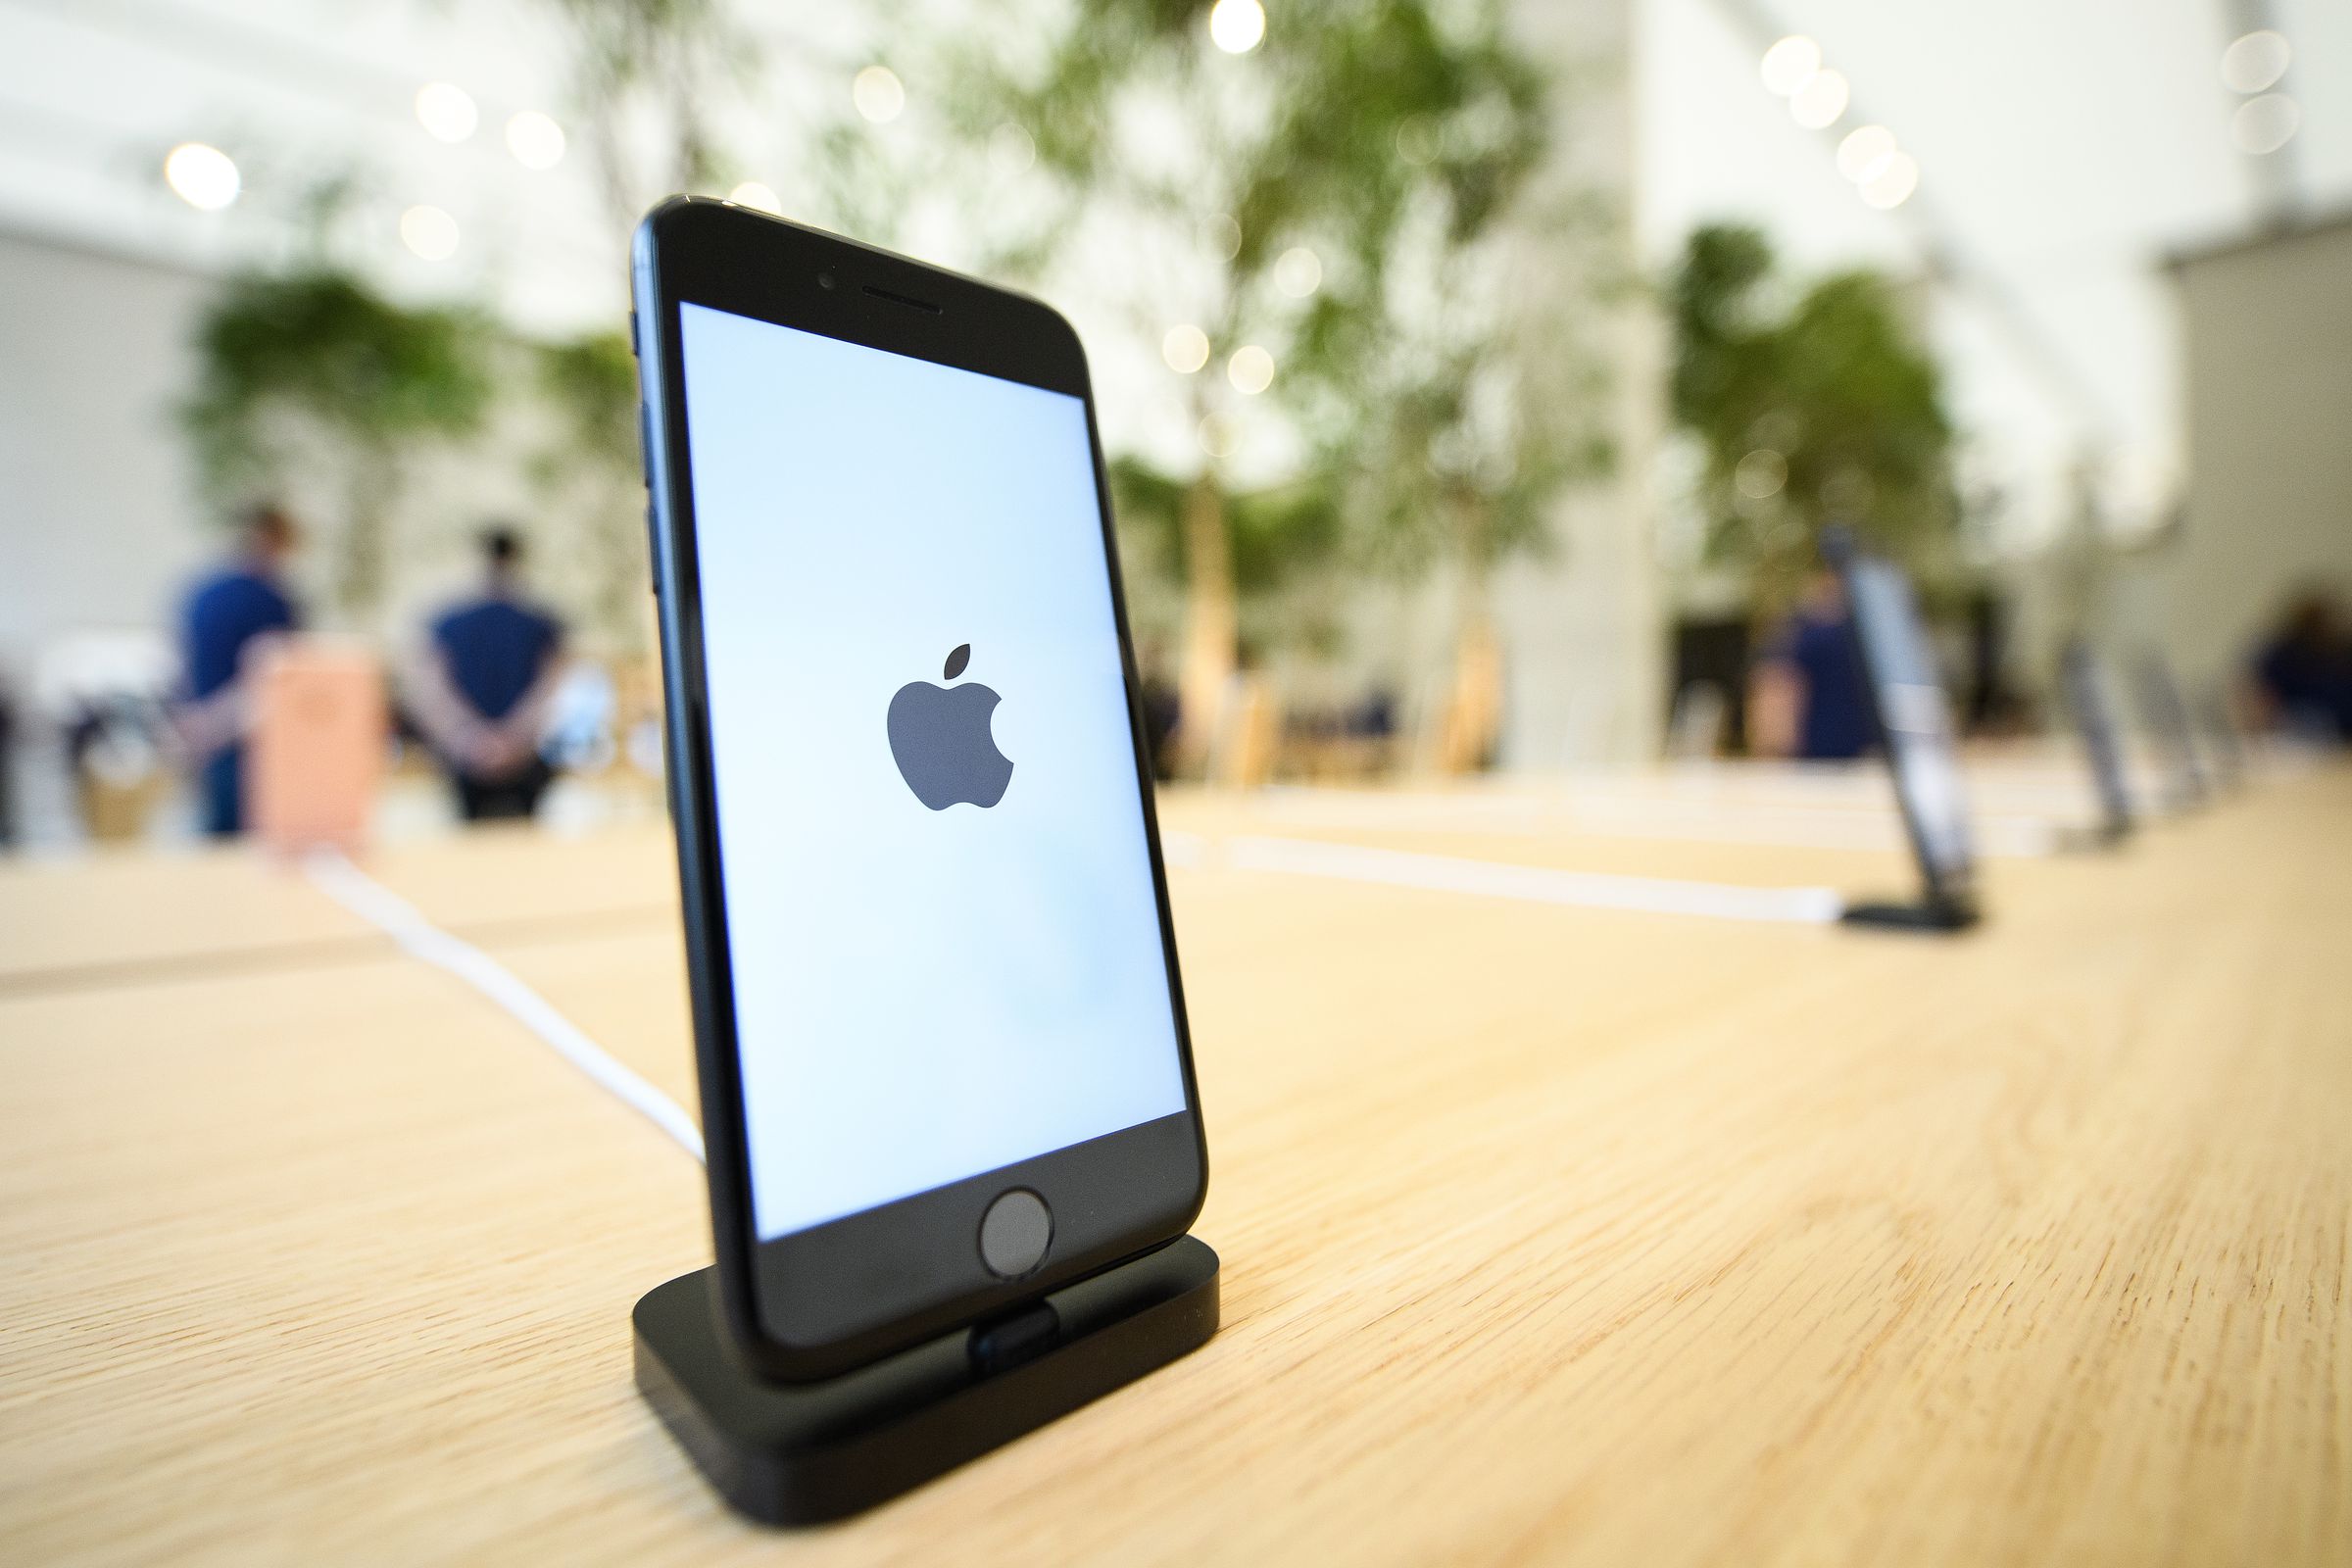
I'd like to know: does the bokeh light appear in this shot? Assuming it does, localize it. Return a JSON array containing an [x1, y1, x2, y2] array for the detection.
[[505, 111, 565, 170], [2221, 30, 2291, 95], [2232, 94, 2300, 155], [1274, 246, 1323, 298], [1759, 36, 1820, 97], [1789, 70, 1848, 130], [1208, 0, 1266, 56], [163, 142, 239, 211], [728, 181, 781, 215], [399, 204, 460, 260], [854, 65, 906, 123], [1837, 125, 1897, 184], [1859, 151, 1920, 210], [1735, 448, 1788, 499], [1162, 324, 1210, 374], [415, 82, 478, 144], [1228, 344, 1274, 395]]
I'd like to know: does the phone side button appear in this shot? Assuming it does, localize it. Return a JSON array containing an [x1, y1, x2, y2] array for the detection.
[[646, 506, 662, 597]]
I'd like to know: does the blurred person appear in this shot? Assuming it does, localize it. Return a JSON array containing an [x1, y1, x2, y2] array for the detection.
[[1747, 564, 1871, 760], [175, 504, 302, 836], [411, 525, 567, 821], [1135, 641, 1180, 780], [2247, 589, 2351, 744], [0, 676, 15, 845]]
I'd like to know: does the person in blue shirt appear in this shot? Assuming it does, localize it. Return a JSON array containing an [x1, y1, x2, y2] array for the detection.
[[2248, 590, 2351, 744], [1748, 564, 1872, 760], [176, 505, 302, 836], [412, 526, 567, 821]]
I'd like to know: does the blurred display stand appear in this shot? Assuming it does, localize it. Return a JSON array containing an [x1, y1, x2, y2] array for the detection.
[[2059, 639, 2134, 844], [247, 639, 385, 854], [31, 629, 178, 846]]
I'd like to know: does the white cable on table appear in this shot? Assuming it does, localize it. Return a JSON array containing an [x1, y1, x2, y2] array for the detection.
[[304, 848, 706, 1163], [1225, 835, 1844, 925]]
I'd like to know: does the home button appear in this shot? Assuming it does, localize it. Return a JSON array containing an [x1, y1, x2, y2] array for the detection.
[[978, 1189, 1053, 1279]]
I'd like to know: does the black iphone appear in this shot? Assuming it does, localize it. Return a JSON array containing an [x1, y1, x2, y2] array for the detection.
[[631, 197, 1207, 1382], [1835, 537, 1981, 925]]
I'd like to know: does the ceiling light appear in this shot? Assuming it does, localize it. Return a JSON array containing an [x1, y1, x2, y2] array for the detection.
[[2232, 94, 2300, 155], [1789, 70, 1848, 130], [163, 142, 239, 211], [854, 65, 905, 123], [1837, 124, 1897, 183], [1859, 152, 1919, 210], [1759, 36, 1820, 97], [506, 111, 565, 170], [1163, 324, 1210, 374], [1274, 246, 1322, 298], [1227, 345, 1274, 395], [2221, 30, 2291, 94], [728, 181, 781, 215], [1208, 0, 1266, 56], [400, 204, 460, 260], [415, 82, 477, 144]]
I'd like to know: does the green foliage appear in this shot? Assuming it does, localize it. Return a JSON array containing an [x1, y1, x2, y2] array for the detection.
[[536, 0, 750, 228], [1668, 222, 1958, 611], [182, 267, 491, 493], [180, 269, 496, 612], [1109, 454, 1344, 599], [534, 329, 641, 472], [948, 0, 1559, 643], [182, 270, 494, 505], [530, 329, 653, 653]]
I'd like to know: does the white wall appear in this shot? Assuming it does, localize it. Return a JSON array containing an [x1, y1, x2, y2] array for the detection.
[[1497, 0, 1664, 769], [2147, 215, 2352, 692], [0, 228, 215, 684]]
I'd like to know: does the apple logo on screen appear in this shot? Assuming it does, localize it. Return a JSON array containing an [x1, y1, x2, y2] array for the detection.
[[888, 643, 1014, 809]]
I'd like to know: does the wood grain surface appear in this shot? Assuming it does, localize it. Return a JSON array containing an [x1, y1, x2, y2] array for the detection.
[[1, 769, 2346, 1565]]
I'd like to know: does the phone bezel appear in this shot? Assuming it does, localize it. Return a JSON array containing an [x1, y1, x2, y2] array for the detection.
[[632, 197, 1207, 1383]]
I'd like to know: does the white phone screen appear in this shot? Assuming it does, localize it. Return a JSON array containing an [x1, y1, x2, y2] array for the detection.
[[678, 302, 1187, 1241]]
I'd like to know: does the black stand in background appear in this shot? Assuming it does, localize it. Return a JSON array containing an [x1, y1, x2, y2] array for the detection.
[[634, 1235, 1220, 1526], [1839, 897, 1980, 933]]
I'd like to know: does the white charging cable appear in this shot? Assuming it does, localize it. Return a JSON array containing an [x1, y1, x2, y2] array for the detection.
[[304, 848, 706, 1162]]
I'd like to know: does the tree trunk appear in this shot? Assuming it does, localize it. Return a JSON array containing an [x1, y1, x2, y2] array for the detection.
[[1174, 474, 1237, 780], [1440, 592, 1503, 774], [338, 447, 398, 624], [1435, 498, 1503, 775]]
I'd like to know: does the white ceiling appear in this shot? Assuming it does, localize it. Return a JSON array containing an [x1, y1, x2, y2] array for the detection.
[[1637, 0, 2352, 542], [1, 0, 2341, 546]]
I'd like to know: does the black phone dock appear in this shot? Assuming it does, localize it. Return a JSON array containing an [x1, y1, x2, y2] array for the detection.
[[1838, 897, 1980, 932], [634, 1234, 1219, 1525]]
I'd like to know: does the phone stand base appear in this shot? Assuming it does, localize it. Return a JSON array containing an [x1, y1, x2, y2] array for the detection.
[[632, 1234, 1219, 1526], [1839, 897, 1981, 933]]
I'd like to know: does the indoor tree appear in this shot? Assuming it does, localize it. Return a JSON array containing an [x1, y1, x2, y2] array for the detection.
[[1667, 222, 1959, 616], [530, 329, 650, 657], [181, 270, 494, 615], [941, 0, 1552, 774], [534, 0, 749, 237]]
